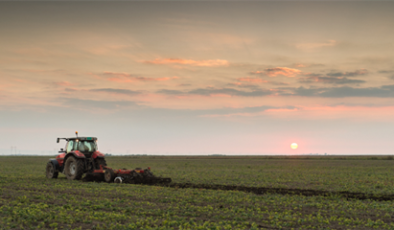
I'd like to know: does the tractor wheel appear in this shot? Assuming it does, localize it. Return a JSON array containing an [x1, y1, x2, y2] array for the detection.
[[46, 162, 58, 179], [95, 158, 107, 169], [64, 156, 84, 180], [104, 168, 115, 183]]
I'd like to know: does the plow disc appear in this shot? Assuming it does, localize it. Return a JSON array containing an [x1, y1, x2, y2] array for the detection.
[[90, 166, 172, 184]]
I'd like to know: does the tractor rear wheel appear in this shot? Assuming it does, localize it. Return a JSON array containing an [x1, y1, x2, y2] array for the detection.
[[46, 162, 58, 179], [64, 156, 84, 180], [104, 168, 115, 183]]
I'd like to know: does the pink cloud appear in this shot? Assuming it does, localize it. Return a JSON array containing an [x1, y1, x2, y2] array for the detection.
[[294, 63, 306, 68], [265, 108, 299, 113], [55, 81, 73, 87], [144, 58, 229, 67], [251, 67, 301, 77], [237, 77, 268, 83], [103, 72, 178, 83], [296, 40, 337, 50]]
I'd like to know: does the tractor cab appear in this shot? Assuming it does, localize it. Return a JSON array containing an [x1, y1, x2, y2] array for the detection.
[[58, 137, 98, 156]]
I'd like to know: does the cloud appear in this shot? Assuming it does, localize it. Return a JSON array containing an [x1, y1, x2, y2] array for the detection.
[[89, 88, 142, 96], [378, 70, 394, 74], [54, 81, 74, 87], [271, 82, 289, 86], [143, 58, 229, 67], [291, 87, 321, 97], [296, 40, 337, 50], [102, 72, 178, 83], [188, 88, 271, 97], [237, 77, 268, 83], [300, 75, 366, 85], [202, 105, 275, 116], [320, 86, 394, 98], [228, 83, 261, 90], [250, 67, 301, 77], [59, 98, 139, 110], [292, 63, 326, 68], [178, 83, 192, 87], [201, 105, 296, 118], [299, 69, 368, 85], [326, 69, 368, 77], [291, 85, 394, 98], [294, 63, 306, 68], [377, 70, 394, 80], [159, 84, 394, 99], [156, 89, 184, 95], [157, 87, 272, 97], [231, 77, 288, 89]]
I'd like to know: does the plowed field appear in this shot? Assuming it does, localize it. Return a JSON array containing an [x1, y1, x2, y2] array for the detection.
[[1, 156, 394, 229]]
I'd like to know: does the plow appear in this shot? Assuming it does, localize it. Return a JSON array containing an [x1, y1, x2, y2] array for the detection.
[[46, 132, 171, 184], [93, 166, 172, 184]]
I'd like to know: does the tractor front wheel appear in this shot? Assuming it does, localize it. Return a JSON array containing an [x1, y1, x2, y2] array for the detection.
[[46, 162, 58, 179], [64, 156, 84, 180]]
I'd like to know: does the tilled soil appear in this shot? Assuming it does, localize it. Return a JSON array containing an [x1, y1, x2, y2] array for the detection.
[[81, 174, 394, 201], [156, 182, 394, 201]]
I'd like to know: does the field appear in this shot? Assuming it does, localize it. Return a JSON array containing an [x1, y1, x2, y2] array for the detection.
[[1, 156, 394, 229]]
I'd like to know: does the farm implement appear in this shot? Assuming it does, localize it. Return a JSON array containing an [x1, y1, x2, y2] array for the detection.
[[93, 166, 172, 184], [45, 132, 171, 184]]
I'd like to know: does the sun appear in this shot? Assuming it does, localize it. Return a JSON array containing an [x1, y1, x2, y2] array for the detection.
[[290, 143, 298, 150]]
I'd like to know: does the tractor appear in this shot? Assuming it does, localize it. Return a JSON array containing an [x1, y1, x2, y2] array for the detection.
[[46, 132, 171, 184], [45, 132, 106, 180]]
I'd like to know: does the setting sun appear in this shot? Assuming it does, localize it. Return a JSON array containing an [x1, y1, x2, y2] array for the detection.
[[291, 143, 298, 150]]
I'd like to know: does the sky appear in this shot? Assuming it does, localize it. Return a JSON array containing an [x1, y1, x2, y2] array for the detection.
[[1, 1, 394, 155]]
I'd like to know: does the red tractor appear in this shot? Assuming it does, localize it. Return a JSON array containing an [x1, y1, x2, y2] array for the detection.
[[46, 132, 106, 180], [46, 132, 171, 184]]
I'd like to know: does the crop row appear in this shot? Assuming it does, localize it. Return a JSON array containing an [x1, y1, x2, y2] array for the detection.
[[1, 175, 394, 229]]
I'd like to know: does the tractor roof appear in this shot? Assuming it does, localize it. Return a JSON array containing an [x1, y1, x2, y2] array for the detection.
[[57, 137, 97, 143]]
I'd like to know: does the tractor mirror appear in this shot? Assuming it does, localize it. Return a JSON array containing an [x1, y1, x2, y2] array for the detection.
[[57, 138, 60, 143]]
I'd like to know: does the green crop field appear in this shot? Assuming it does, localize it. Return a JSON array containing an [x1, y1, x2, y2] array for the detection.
[[1, 156, 394, 229]]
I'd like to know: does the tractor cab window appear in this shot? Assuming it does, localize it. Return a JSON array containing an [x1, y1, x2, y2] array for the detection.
[[75, 140, 96, 152], [66, 140, 74, 153]]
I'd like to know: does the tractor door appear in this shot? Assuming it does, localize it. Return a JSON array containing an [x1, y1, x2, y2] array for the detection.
[[66, 140, 75, 153]]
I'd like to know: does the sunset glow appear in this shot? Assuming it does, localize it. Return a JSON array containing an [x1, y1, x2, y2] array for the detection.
[[1, 2, 394, 155]]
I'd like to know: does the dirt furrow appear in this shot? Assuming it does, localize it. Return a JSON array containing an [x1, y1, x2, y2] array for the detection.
[[151, 182, 394, 201]]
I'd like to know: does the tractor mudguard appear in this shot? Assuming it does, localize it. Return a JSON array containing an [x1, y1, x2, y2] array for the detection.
[[92, 151, 105, 159], [69, 150, 86, 158], [49, 159, 62, 172], [63, 151, 86, 164], [56, 153, 66, 166]]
